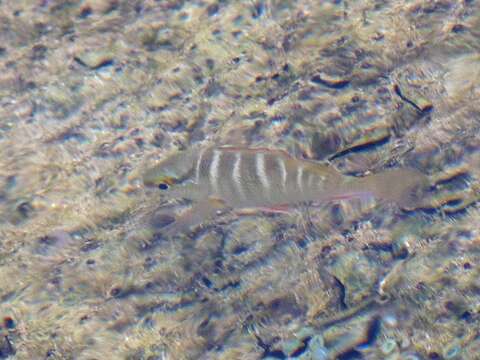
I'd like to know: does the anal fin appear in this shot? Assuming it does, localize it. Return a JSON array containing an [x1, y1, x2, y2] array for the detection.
[[235, 204, 292, 216]]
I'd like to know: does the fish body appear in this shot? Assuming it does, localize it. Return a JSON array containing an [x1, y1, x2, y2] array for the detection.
[[143, 146, 428, 232]]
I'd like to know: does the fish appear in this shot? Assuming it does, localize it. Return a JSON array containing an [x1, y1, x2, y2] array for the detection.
[[143, 146, 429, 234]]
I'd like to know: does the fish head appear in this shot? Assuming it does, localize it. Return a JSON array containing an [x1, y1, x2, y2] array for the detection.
[[143, 148, 197, 193]]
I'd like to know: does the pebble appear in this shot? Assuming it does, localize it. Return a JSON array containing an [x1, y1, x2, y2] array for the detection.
[[311, 72, 350, 89], [393, 83, 433, 113], [74, 49, 114, 69], [329, 251, 377, 306]]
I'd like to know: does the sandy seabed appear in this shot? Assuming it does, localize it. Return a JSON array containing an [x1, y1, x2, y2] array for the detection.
[[0, 1, 480, 359]]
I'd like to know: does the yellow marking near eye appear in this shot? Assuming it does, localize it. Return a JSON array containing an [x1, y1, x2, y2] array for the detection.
[[159, 177, 175, 185]]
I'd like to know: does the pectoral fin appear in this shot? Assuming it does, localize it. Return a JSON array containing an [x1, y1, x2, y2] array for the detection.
[[159, 197, 228, 237]]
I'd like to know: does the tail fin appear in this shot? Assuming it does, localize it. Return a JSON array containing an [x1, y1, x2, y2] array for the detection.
[[345, 168, 429, 210]]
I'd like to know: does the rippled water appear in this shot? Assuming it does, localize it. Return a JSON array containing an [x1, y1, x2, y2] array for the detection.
[[0, 1, 479, 359]]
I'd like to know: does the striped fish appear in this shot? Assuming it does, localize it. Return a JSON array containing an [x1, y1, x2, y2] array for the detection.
[[143, 146, 428, 233]]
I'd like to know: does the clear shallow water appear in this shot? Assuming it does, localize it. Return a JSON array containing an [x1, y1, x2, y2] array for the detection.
[[0, 1, 479, 359]]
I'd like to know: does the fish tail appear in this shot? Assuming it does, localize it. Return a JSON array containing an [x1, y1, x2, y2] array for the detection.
[[341, 168, 429, 209]]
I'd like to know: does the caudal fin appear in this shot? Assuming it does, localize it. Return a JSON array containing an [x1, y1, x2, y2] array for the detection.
[[341, 168, 430, 210], [365, 168, 429, 209]]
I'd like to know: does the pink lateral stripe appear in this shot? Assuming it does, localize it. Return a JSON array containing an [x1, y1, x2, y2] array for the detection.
[[326, 191, 374, 201]]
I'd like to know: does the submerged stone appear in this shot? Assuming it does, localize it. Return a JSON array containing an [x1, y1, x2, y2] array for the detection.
[[329, 252, 378, 307], [311, 130, 342, 160], [381, 339, 398, 355], [74, 48, 114, 69], [0, 335, 15, 358], [311, 72, 350, 89], [393, 83, 433, 113]]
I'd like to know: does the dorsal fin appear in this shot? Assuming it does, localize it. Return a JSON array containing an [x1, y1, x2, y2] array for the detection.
[[217, 146, 292, 158]]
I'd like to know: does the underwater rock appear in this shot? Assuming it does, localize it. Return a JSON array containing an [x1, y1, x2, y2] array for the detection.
[[223, 217, 275, 266], [33, 230, 74, 256], [328, 125, 391, 165], [443, 343, 461, 359], [351, 61, 386, 86], [392, 235, 412, 259], [281, 337, 307, 357], [393, 83, 433, 113], [311, 72, 350, 89], [82, 0, 119, 14], [318, 318, 379, 359], [43, 82, 81, 116], [391, 101, 428, 136], [329, 252, 378, 307], [15, 200, 34, 220], [444, 53, 480, 99], [0, 336, 15, 358], [390, 65, 435, 136], [0, 0, 479, 358], [304, 335, 329, 360], [380, 338, 398, 355], [74, 48, 114, 69], [311, 130, 342, 160], [30, 44, 48, 61], [139, 26, 185, 52]]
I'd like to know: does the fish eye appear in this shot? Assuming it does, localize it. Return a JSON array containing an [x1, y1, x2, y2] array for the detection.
[[158, 183, 169, 190]]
